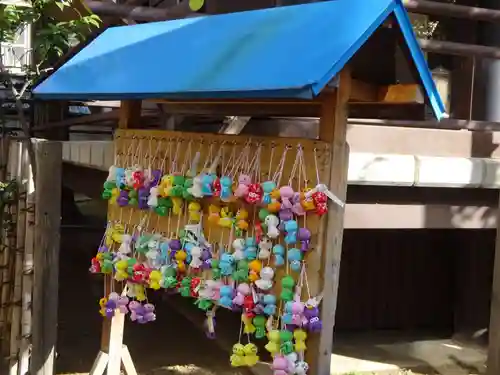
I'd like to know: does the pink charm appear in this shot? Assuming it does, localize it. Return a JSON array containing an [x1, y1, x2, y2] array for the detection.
[[233, 283, 250, 306], [234, 174, 251, 197], [292, 192, 306, 216], [272, 356, 289, 372], [291, 301, 304, 314], [280, 186, 294, 209], [245, 183, 263, 204]]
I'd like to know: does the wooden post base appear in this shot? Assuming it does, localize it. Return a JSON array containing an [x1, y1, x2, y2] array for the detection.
[[90, 345, 137, 375]]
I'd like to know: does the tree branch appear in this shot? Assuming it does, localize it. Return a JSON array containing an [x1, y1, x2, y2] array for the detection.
[[0, 55, 37, 182]]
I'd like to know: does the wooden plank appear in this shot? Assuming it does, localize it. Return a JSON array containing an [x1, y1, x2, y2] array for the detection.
[[307, 68, 351, 375], [9, 143, 26, 375], [30, 140, 62, 375], [152, 99, 322, 117], [488, 194, 500, 375], [19, 145, 34, 375], [349, 79, 380, 102], [119, 101, 142, 129], [106, 312, 125, 375]]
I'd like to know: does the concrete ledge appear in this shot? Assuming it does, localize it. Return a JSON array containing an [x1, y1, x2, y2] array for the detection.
[[415, 156, 485, 188], [348, 153, 416, 186]]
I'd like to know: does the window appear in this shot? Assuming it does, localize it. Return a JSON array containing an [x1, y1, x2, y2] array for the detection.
[[0, 24, 32, 75]]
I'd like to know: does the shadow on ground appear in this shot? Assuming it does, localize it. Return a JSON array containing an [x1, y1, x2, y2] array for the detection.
[[57, 201, 244, 375]]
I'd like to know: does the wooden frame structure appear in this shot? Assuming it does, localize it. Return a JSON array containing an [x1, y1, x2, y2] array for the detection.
[[90, 69, 351, 375]]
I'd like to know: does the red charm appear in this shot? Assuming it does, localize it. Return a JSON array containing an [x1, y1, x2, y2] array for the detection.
[[212, 177, 221, 197], [254, 221, 263, 243], [245, 183, 263, 204], [243, 295, 255, 317], [312, 191, 328, 216], [89, 258, 101, 273], [190, 277, 201, 297], [132, 263, 148, 283], [132, 170, 144, 190]]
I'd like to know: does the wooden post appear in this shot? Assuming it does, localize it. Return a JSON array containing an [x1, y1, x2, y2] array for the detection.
[[9, 142, 27, 375], [19, 144, 35, 375], [487, 198, 500, 374], [30, 140, 62, 375], [307, 69, 351, 375], [89, 100, 139, 375]]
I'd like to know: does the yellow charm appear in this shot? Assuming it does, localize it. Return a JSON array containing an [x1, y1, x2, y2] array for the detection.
[[242, 314, 256, 334], [243, 343, 259, 366], [172, 197, 184, 215], [188, 202, 202, 223], [148, 270, 162, 290], [230, 343, 246, 367], [294, 329, 308, 352], [218, 206, 233, 228], [114, 260, 129, 281], [159, 175, 174, 197], [110, 188, 120, 204], [301, 188, 316, 211], [136, 286, 146, 301], [98, 297, 108, 316], [110, 224, 125, 243], [266, 329, 281, 354]]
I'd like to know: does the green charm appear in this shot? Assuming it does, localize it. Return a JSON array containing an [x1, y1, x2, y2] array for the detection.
[[253, 316, 267, 339], [195, 298, 213, 311]]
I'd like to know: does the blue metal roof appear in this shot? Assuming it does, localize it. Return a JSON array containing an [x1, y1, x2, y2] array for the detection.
[[33, 0, 446, 119]]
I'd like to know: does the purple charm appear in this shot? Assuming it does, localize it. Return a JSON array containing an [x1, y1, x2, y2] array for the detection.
[[305, 316, 323, 332], [143, 303, 156, 322], [253, 303, 265, 315], [201, 258, 212, 270], [297, 228, 311, 252], [170, 239, 182, 251], [137, 187, 150, 210], [98, 245, 109, 253], [117, 190, 129, 207], [285, 324, 298, 332], [149, 169, 162, 187], [201, 248, 212, 261], [303, 306, 319, 319], [279, 208, 294, 222]]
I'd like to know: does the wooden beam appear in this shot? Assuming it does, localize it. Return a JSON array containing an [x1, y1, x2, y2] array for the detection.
[[349, 102, 427, 120], [119, 101, 142, 129], [420, 38, 500, 59], [152, 99, 322, 117], [404, 0, 500, 23], [348, 118, 500, 131], [30, 140, 62, 375], [32, 111, 120, 131], [85, 0, 201, 21]]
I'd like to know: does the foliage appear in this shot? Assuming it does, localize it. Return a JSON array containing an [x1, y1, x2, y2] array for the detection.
[[0, 0, 101, 76]]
